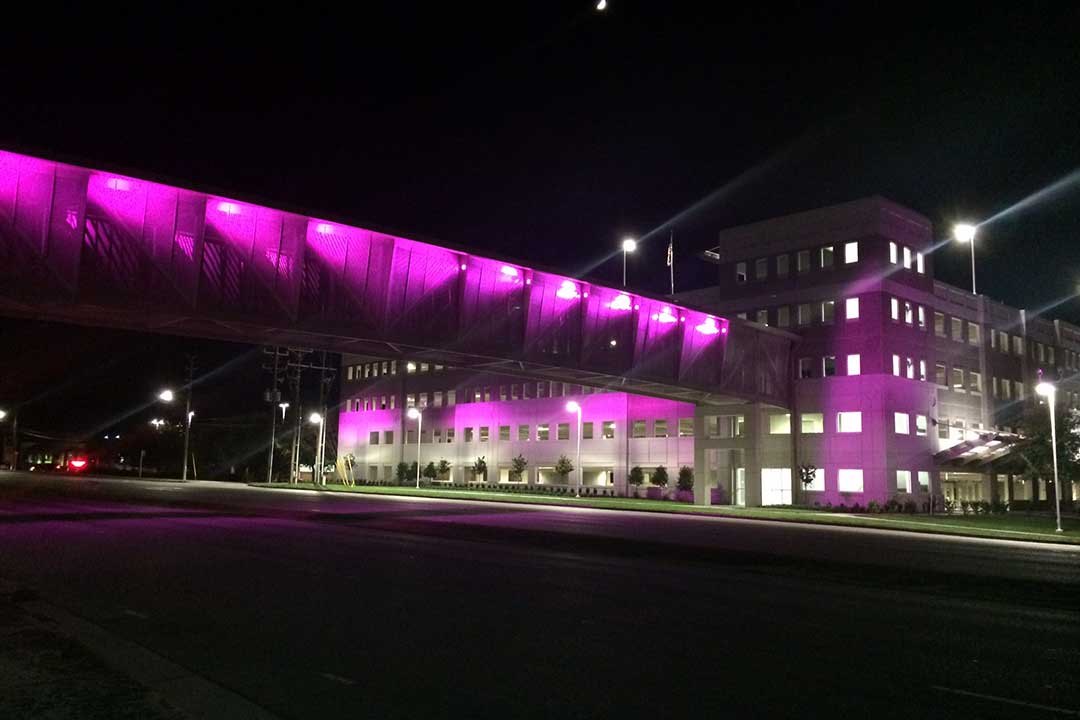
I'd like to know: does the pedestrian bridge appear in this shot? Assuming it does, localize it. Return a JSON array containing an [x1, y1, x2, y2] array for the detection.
[[0, 149, 795, 406]]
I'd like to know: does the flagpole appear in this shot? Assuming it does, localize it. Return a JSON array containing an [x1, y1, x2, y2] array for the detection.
[[668, 229, 675, 296]]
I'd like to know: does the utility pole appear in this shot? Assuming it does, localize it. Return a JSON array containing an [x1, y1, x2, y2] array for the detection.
[[262, 346, 288, 484], [181, 356, 196, 482], [288, 348, 307, 484]]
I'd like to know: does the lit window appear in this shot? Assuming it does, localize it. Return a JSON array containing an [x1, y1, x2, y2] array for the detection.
[[935, 362, 947, 386], [735, 262, 747, 283], [847, 354, 861, 376], [557, 423, 570, 440], [756, 309, 769, 326], [499, 425, 511, 441], [916, 252, 925, 274], [896, 470, 912, 493], [800, 413, 824, 434], [537, 424, 550, 441], [919, 360, 927, 382], [820, 246, 834, 268], [654, 420, 668, 438], [915, 415, 927, 436], [889, 242, 898, 264], [805, 467, 825, 491], [768, 414, 791, 434], [678, 418, 694, 437], [838, 469, 864, 492], [892, 354, 901, 376], [844, 241, 858, 264], [464, 427, 474, 442], [951, 367, 965, 391], [518, 424, 530, 441], [906, 357, 915, 379], [917, 306, 926, 329], [890, 297, 899, 321], [902, 246, 912, 269], [602, 421, 616, 439], [904, 301, 913, 325], [969, 370, 982, 394], [918, 471, 930, 491], [968, 323, 981, 346], [894, 412, 910, 434], [951, 317, 963, 342], [837, 412, 862, 433], [632, 420, 646, 438], [845, 297, 859, 320]]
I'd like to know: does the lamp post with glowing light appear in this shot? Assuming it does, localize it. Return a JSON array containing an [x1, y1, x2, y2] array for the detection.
[[566, 401, 583, 496], [407, 407, 423, 488], [158, 388, 194, 481], [1034, 378, 1065, 533], [309, 412, 325, 485], [953, 223, 977, 294], [621, 237, 636, 287]]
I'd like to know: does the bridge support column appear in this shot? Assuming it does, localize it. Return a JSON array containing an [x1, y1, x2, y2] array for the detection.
[[692, 411, 710, 506]]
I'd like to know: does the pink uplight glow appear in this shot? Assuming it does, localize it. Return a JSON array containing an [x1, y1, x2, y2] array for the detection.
[[106, 177, 131, 191], [695, 317, 720, 335], [608, 294, 633, 311], [651, 306, 678, 323], [556, 280, 580, 300], [460, 263, 467, 271], [217, 201, 240, 215], [500, 265, 519, 277], [315, 223, 335, 234]]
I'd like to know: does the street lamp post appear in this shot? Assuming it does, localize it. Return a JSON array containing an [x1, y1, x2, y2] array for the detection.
[[158, 389, 194, 481], [1034, 379, 1065, 533], [308, 412, 324, 485], [566, 401, 582, 496], [621, 237, 636, 287], [953, 223, 977, 294], [407, 407, 423, 488]]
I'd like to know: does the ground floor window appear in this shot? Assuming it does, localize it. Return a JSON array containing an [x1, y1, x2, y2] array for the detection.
[[761, 468, 792, 505], [837, 468, 864, 493]]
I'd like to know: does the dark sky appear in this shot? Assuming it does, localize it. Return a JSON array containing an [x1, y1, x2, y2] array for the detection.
[[2, 1, 1079, 437]]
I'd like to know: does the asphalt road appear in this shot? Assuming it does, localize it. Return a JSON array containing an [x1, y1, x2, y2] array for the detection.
[[0, 472, 1077, 719]]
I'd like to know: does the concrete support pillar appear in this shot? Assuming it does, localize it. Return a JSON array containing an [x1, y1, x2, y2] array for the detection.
[[744, 402, 766, 507], [693, 410, 710, 506]]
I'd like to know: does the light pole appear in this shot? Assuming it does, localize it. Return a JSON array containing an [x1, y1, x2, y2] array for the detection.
[[566, 401, 583, 496], [1034, 379, 1065, 533], [621, 237, 636, 287], [407, 407, 423, 488], [309, 412, 324, 485], [953, 223, 977, 294], [158, 389, 194, 481]]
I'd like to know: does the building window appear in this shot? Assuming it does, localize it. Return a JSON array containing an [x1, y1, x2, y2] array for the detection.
[[838, 469, 864, 493], [432, 428, 442, 444], [678, 418, 694, 437], [654, 420, 669, 438], [777, 254, 789, 277], [969, 370, 982, 395], [916, 252, 925, 273], [797, 303, 813, 326], [537, 424, 550, 441], [904, 301, 914, 325], [632, 420, 646, 438], [918, 471, 930, 491], [369, 431, 380, 445], [837, 412, 862, 433], [1014, 380, 1024, 399], [602, 421, 616, 439], [917, 306, 926, 329], [499, 425, 511, 441], [938, 417, 950, 440], [845, 297, 859, 320], [433, 391, 444, 407], [915, 415, 927, 436], [847, 354, 861, 375], [890, 297, 900, 321], [518, 424, 530, 441], [736, 262, 747, 283], [935, 312, 946, 337], [844, 241, 858, 264], [892, 354, 901, 376], [797, 250, 810, 273], [935, 362, 947, 386], [823, 356, 836, 377], [919, 359, 927, 382], [951, 367, 965, 392], [801, 413, 824, 434], [805, 467, 825, 491], [464, 427, 474, 442], [902, 246, 912, 269], [894, 412, 910, 434], [768, 413, 791, 434], [346, 366, 354, 381], [821, 300, 835, 324], [951, 317, 963, 342], [755, 258, 768, 280], [896, 470, 912, 493], [406, 393, 416, 407], [420, 362, 430, 373], [755, 309, 769, 326], [777, 306, 791, 327], [798, 357, 814, 379], [906, 357, 915, 379], [557, 423, 570, 440], [1012, 336, 1024, 356], [889, 242, 898, 264], [968, 323, 981, 346], [582, 422, 594, 439], [820, 246, 834, 268], [445, 428, 455, 443]]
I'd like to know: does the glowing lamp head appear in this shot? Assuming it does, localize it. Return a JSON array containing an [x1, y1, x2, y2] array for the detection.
[[609, 294, 632, 311], [217, 201, 240, 215], [460, 263, 467, 271], [556, 280, 580, 300], [158, 389, 175, 403], [407, 407, 422, 420], [609, 339, 617, 347], [1035, 381, 1055, 397], [309, 412, 323, 424], [0, 410, 6, 421], [566, 401, 581, 413], [596, 0, 606, 9], [695, 317, 720, 335], [953, 223, 976, 243], [652, 306, 677, 323], [500, 265, 519, 277], [406, 362, 417, 372], [621, 237, 637, 253]]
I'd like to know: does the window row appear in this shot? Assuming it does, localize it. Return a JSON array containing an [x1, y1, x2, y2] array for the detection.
[[932, 311, 981, 346], [348, 381, 614, 413], [889, 296, 928, 329], [892, 412, 929, 436], [735, 242, 859, 283], [798, 354, 861, 379], [367, 421, 622, 444], [740, 297, 860, 328], [895, 470, 932, 493], [888, 241, 926, 273], [347, 359, 399, 381], [891, 354, 929, 382], [931, 362, 983, 394], [767, 411, 863, 434]]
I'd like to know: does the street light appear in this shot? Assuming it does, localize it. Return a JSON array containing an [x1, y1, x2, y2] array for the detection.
[[407, 407, 423, 488], [308, 412, 325, 485], [621, 237, 637, 287], [158, 389, 175, 403], [953, 223, 978, 294], [1034, 379, 1065, 533], [278, 402, 290, 420], [566, 401, 583, 497], [158, 388, 193, 481], [0, 410, 6, 421]]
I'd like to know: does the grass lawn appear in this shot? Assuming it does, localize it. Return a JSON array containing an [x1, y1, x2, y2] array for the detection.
[[249, 482, 1080, 545]]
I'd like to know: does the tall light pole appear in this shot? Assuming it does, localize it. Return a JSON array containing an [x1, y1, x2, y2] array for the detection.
[[621, 237, 637, 287], [1034, 379, 1065, 533], [159, 388, 194, 481], [309, 412, 324, 485], [566, 401, 583, 496], [407, 407, 423, 488], [953, 223, 977, 294]]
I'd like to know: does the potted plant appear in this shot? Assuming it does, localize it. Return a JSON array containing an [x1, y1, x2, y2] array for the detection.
[[647, 465, 669, 500], [627, 466, 645, 498], [675, 465, 694, 502], [511, 453, 528, 484]]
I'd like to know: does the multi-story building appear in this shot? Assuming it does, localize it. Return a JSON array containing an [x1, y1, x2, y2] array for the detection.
[[338, 197, 1080, 507]]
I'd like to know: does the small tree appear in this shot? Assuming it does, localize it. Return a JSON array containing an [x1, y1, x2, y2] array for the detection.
[[436, 459, 451, 481], [677, 466, 694, 491], [1018, 403, 1080, 502], [628, 466, 645, 496], [511, 454, 528, 482], [395, 461, 410, 485], [799, 464, 817, 488], [471, 456, 487, 482], [422, 461, 438, 483], [554, 454, 574, 482], [651, 465, 669, 487]]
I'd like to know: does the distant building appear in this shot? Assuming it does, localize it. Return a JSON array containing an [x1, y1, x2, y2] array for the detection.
[[338, 197, 1080, 507]]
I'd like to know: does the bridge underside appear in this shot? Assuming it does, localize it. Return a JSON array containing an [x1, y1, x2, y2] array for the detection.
[[0, 149, 795, 407]]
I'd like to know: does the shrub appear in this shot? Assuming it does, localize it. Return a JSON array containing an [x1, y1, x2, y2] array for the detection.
[[990, 500, 1009, 514], [422, 462, 437, 482], [676, 466, 694, 491], [885, 498, 901, 513], [867, 500, 881, 513], [903, 500, 917, 514], [554, 454, 574, 481], [395, 462, 410, 485], [850, 503, 865, 513], [651, 466, 669, 488], [471, 456, 487, 482], [510, 454, 528, 482], [437, 459, 451, 481]]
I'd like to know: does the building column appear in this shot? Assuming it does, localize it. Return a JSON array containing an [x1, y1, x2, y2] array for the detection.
[[692, 408, 709, 506], [744, 402, 765, 507]]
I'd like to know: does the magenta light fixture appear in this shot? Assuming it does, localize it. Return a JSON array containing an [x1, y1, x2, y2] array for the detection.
[[652, 306, 678, 324], [460, 263, 467, 271], [525, 277, 532, 285], [500, 265, 519, 278], [609, 293, 632, 311], [695, 317, 720, 335], [556, 280, 580, 300], [633, 303, 640, 310], [106, 177, 131, 191], [315, 223, 335, 234], [217, 201, 240, 215]]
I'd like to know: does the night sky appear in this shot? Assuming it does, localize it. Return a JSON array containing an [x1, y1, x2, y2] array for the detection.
[[2, 1, 1079, 438]]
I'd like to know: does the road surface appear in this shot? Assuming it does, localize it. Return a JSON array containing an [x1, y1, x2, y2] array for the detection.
[[0, 472, 1077, 719]]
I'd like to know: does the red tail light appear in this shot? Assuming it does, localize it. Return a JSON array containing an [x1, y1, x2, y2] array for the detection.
[[69, 459, 88, 470]]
